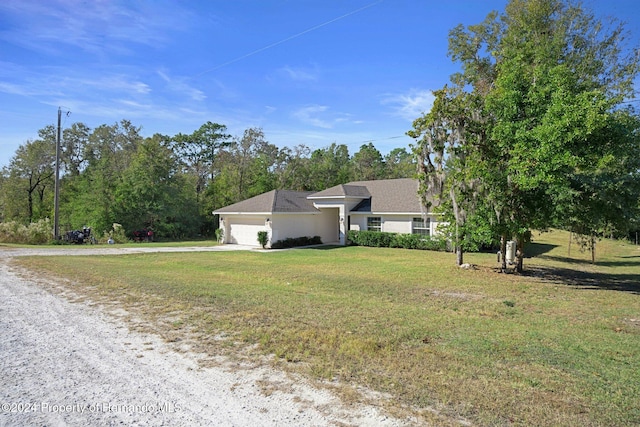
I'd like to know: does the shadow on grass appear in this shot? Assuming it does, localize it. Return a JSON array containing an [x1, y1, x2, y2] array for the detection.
[[537, 254, 640, 268], [526, 266, 640, 295], [526, 242, 558, 258], [299, 244, 346, 251]]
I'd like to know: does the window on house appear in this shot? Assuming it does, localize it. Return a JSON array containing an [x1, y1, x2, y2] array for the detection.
[[367, 217, 382, 232], [412, 217, 430, 236]]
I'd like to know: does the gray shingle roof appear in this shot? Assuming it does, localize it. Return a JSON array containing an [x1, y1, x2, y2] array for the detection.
[[309, 184, 371, 198], [213, 190, 318, 214], [213, 179, 425, 215], [347, 178, 423, 213]]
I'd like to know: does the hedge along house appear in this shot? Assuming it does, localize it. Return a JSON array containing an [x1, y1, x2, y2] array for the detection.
[[213, 178, 442, 248]]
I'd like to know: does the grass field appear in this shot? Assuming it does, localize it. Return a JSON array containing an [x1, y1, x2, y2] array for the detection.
[[12, 230, 640, 426], [1, 239, 221, 249]]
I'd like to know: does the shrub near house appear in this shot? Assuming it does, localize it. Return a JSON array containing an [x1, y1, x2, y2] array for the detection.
[[271, 236, 322, 249], [348, 230, 447, 251], [257, 231, 269, 248]]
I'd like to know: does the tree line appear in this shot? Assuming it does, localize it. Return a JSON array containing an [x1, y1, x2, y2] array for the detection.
[[0, 120, 416, 240]]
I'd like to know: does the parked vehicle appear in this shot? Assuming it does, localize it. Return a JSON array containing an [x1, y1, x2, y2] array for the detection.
[[64, 227, 95, 244], [132, 229, 154, 242]]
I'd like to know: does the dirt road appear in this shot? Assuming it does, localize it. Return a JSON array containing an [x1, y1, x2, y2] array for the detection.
[[0, 248, 412, 426]]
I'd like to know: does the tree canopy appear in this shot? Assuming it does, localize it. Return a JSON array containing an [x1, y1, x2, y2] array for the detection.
[[408, 0, 640, 270], [0, 121, 416, 240]]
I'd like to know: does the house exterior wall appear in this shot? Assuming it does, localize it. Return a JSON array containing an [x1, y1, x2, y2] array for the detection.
[[314, 208, 340, 243], [220, 212, 443, 247], [379, 216, 413, 234], [311, 198, 363, 244], [270, 211, 336, 245], [349, 214, 442, 236]]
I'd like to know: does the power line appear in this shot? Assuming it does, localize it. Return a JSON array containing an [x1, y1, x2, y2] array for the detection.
[[194, 0, 383, 78], [360, 135, 406, 144], [53, 107, 71, 241]]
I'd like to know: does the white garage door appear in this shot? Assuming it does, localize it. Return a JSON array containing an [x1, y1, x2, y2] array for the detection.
[[229, 218, 265, 246]]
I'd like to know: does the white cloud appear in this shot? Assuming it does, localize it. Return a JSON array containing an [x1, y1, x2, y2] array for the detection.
[[0, 81, 45, 97], [292, 105, 332, 128], [291, 105, 362, 129], [157, 70, 206, 102], [116, 99, 150, 109], [78, 76, 152, 95], [279, 65, 319, 82], [1, 70, 151, 100], [382, 89, 435, 122], [0, 1, 193, 56]]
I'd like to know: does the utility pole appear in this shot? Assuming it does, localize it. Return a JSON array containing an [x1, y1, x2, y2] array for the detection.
[[54, 107, 61, 240]]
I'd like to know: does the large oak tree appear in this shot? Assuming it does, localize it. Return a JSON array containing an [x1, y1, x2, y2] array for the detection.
[[409, 0, 640, 271]]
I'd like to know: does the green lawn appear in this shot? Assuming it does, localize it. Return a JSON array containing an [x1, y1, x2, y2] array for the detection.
[[0, 239, 220, 249], [12, 230, 640, 426]]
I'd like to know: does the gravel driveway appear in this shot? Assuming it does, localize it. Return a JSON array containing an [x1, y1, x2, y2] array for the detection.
[[0, 247, 413, 426]]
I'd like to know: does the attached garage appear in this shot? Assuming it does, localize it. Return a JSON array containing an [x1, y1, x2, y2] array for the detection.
[[226, 216, 266, 246], [214, 190, 319, 248]]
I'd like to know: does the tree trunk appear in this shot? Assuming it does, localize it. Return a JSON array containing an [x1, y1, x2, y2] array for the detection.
[[500, 234, 508, 272], [455, 221, 464, 266], [27, 189, 34, 223], [591, 234, 596, 264], [515, 235, 524, 273]]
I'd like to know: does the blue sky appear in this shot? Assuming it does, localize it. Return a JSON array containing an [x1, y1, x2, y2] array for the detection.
[[1, 0, 638, 168]]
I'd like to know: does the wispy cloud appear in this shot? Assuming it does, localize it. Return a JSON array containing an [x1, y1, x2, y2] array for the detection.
[[157, 70, 206, 102], [382, 89, 435, 122], [291, 105, 357, 129], [0, 59, 215, 132], [0, 81, 50, 97], [77, 75, 151, 95], [44, 96, 190, 124], [292, 105, 331, 128], [0, 1, 193, 56], [279, 65, 319, 82], [0, 65, 150, 99]]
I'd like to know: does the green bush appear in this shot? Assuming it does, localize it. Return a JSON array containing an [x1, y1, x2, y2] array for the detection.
[[271, 236, 322, 249], [347, 230, 447, 251], [347, 230, 395, 247], [99, 223, 130, 244], [0, 219, 53, 244], [347, 230, 394, 247], [257, 230, 269, 248], [215, 228, 224, 243]]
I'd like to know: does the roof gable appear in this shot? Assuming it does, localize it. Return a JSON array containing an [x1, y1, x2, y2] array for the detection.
[[274, 190, 319, 212], [213, 190, 318, 214], [350, 179, 423, 213], [309, 184, 370, 198]]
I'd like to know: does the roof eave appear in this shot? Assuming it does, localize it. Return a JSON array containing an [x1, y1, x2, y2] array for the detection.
[[349, 211, 442, 215], [307, 195, 368, 200], [213, 211, 273, 215], [213, 211, 320, 215]]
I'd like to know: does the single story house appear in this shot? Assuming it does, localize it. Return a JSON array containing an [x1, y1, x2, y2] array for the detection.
[[213, 178, 442, 248]]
